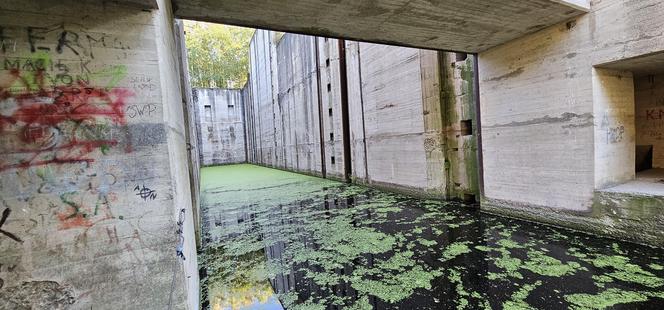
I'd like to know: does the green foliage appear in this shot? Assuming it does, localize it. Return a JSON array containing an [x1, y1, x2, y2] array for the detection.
[[184, 21, 253, 88]]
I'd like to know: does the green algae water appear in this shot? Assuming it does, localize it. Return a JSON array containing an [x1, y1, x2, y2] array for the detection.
[[200, 164, 664, 309]]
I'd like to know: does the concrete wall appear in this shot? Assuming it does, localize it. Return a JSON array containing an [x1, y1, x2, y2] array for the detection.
[[479, 0, 664, 245], [275, 34, 324, 175], [636, 74, 664, 168], [317, 38, 346, 180], [0, 0, 198, 308], [245, 31, 480, 199], [193, 88, 246, 166]]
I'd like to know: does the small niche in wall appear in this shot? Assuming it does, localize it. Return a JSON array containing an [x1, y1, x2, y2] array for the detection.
[[328, 107, 333, 116], [330, 156, 336, 165], [460, 119, 473, 136], [204, 105, 212, 122], [329, 132, 334, 141], [327, 83, 332, 92], [463, 193, 477, 204], [326, 59, 330, 67]]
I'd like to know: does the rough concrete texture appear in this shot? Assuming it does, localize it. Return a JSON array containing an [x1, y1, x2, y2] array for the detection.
[[243, 31, 480, 198], [171, 0, 587, 53], [479, 0, 664, 245], [0, 0, 198, 308], [318, 37, 346, 180], [193, 88, 246, 166], [246, 30, 277, 166]]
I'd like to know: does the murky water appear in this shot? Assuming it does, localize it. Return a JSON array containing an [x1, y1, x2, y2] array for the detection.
[[200, 164, 664, 310]]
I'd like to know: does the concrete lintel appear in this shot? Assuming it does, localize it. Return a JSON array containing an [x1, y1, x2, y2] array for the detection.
[[172, 0, 587, 53]]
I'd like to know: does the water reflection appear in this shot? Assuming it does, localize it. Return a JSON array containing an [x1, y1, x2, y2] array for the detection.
[[200, 165, 664, 309]]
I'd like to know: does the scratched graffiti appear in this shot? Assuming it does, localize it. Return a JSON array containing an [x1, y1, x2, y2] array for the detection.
[[607, 125, 625, 144]]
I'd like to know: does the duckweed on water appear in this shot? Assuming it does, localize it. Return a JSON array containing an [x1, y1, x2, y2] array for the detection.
[[565, 288, 650, 309], [200, 164, 664, 309]]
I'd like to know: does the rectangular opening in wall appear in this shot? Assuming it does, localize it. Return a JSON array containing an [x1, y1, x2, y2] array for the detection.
[[326, 59, 330, 67], [204, 105, 212, 122], [634, 73, 664, 182], [455, 52, 468, 62], [463, 193, 476, 204], [329, 132, 334, 141], [460, 119, 473, 136], [327, 83, 332, 92], [328, 107, 333, 116], [594, 50, 664, 195], [330, 156, 335, 165]]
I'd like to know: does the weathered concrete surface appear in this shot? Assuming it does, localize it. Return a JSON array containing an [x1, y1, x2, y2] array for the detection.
[[193, 88, 246, 165], [275, 34, 324, 175], [244, 31, 480, 198], [318, 37, 346, 180], [479, 0, 664, 245], [246, 30, 277, 166], [171, 0, 587, 53], [0, 0, 198, 308]]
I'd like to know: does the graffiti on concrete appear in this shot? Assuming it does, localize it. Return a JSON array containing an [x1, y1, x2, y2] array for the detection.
[[0, 24, 130, 59], [126, 104, 157, 119], [646, 109, 664, 121], [0, 50, 133, 171], [134, 184, 157, 201], [607, 125, 625, 144], [0, 208, 22, 243]]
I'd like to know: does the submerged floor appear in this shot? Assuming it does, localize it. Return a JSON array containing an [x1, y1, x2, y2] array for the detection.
[[200, 164, 664, 310]]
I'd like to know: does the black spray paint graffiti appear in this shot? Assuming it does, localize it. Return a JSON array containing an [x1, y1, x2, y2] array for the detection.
[[134, 185, 157, 201], [176, 208, 186, 260], [0, 208, 22, 243], [126, 104, 157, 118]]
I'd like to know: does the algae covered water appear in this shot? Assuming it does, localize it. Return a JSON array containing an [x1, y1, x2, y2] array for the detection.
[[199, 164, 664, 309]]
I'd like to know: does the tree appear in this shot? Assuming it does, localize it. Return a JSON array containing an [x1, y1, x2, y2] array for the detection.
[[184, 21, 254, 89]]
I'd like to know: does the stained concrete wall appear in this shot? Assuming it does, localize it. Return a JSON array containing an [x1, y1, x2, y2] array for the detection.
[[479, 0, 664, 245], [245, 31, 480, 199], [636, 74, 664, 168], [353, 43, 429, 190], [0, 0, 198, 308], [247, 30, 277, 166], [193, 88, 246, 166], [317, 38, 346, 180], [275, 34, 324, 175]]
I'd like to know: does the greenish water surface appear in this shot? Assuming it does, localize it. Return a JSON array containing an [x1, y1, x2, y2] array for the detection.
[[200, 164, 664, 309]]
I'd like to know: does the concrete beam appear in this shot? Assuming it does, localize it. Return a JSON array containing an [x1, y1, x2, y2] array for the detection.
[[172, 0, 586, 53]]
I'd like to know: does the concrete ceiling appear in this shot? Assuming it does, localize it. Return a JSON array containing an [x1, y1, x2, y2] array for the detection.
[[172, 0, 588, 53], [598, 51, 664, 77]]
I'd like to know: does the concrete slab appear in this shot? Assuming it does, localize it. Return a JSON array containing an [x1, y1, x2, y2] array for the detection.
[[172, 0, 587, 53], [602, 169, 664, 196]]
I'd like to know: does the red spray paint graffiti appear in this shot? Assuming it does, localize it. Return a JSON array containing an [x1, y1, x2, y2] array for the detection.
[[0, 68, 133, 170]]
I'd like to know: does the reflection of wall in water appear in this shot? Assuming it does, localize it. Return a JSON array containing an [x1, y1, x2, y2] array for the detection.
[[262, 195, 489, 308]]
